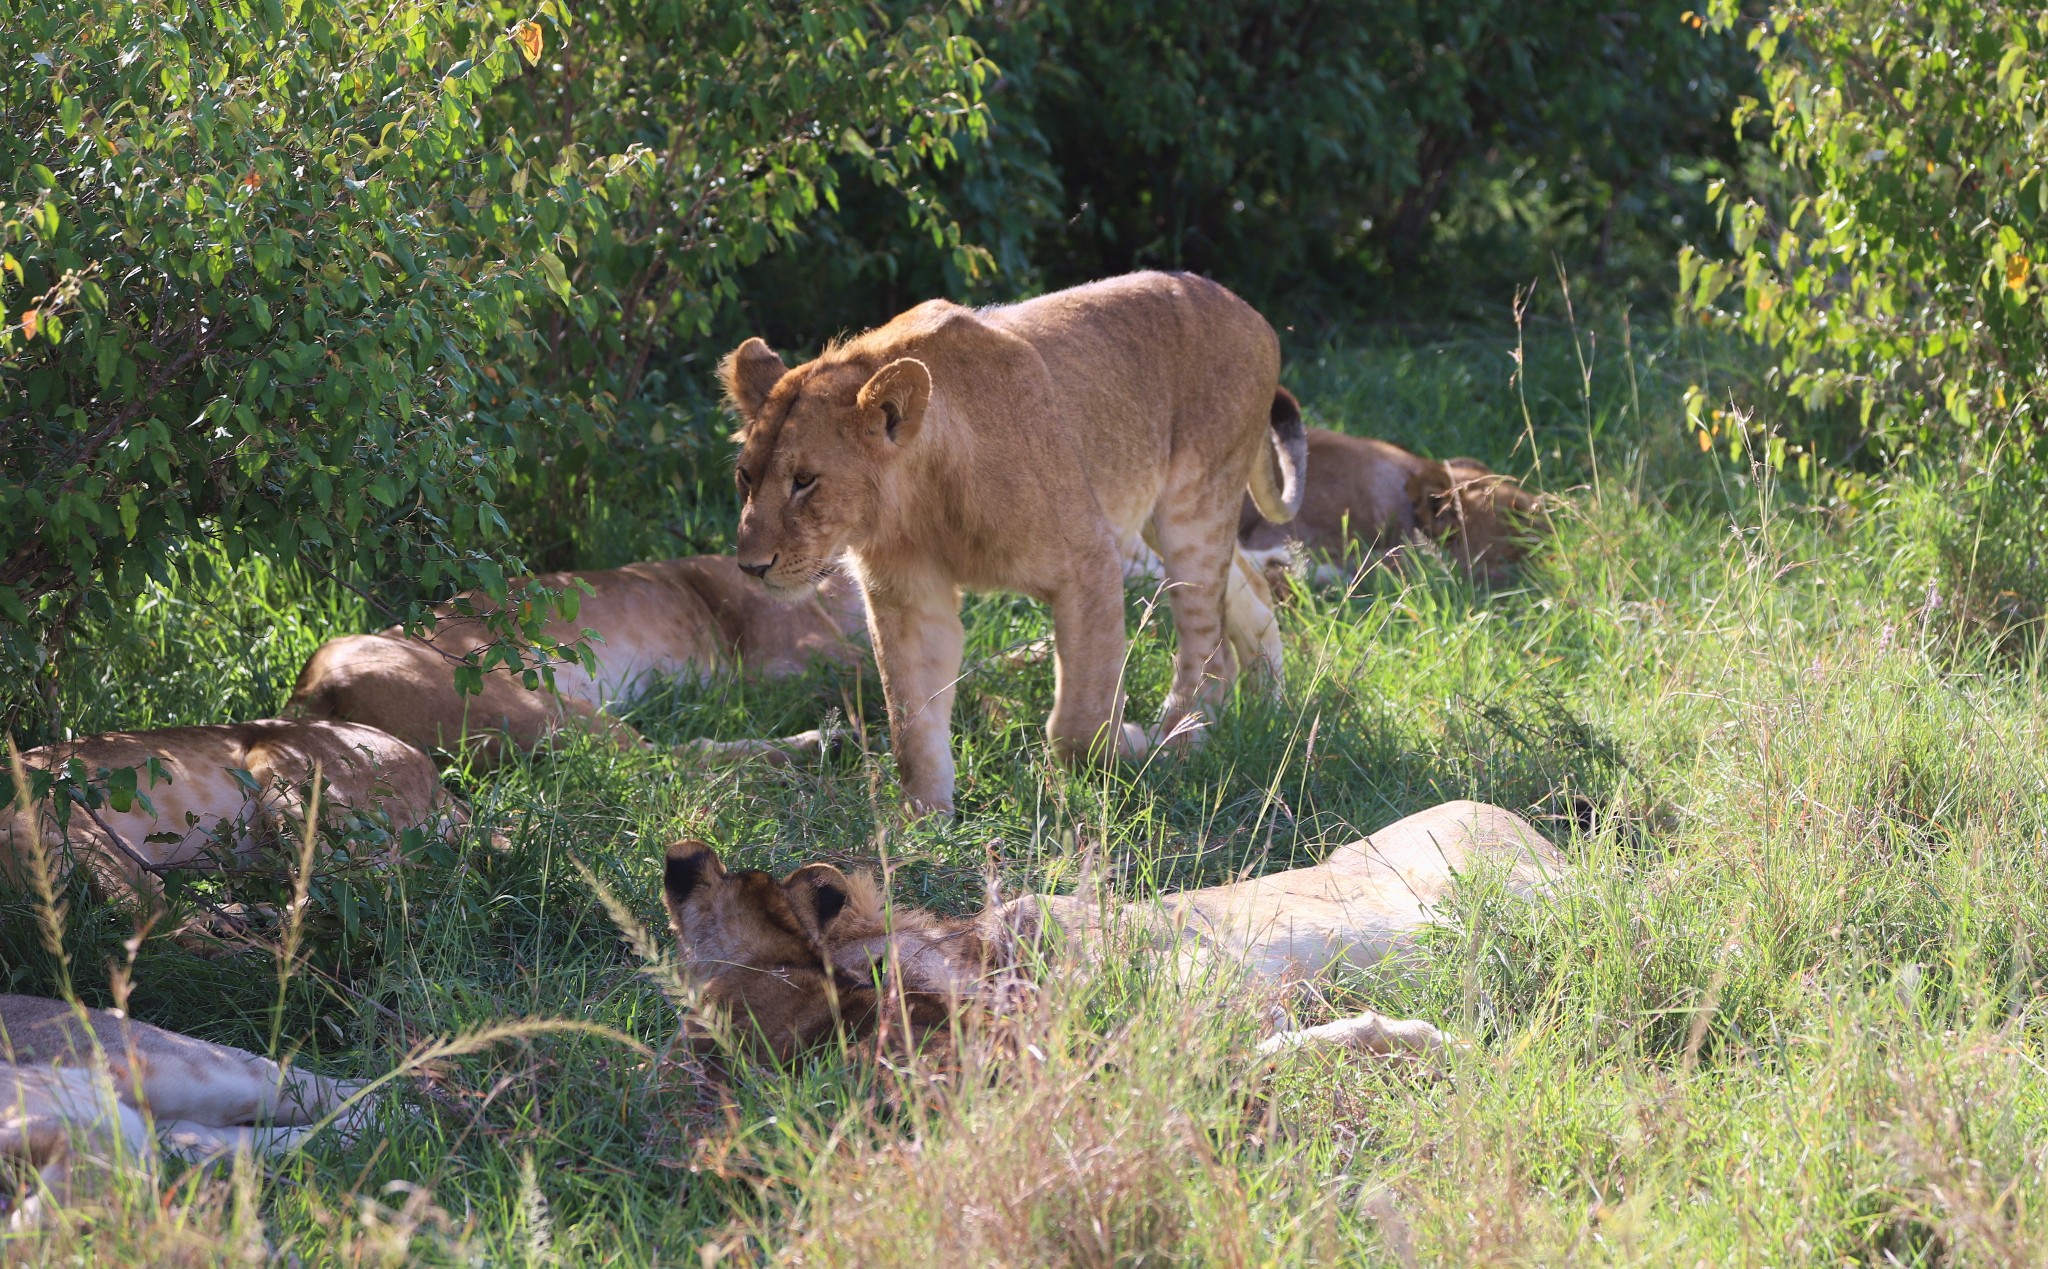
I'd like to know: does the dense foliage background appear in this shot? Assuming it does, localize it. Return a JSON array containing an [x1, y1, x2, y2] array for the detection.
[[737, 0, 1762, 339], [6, 0, 2045, 718], [1, 0, 991, 738]]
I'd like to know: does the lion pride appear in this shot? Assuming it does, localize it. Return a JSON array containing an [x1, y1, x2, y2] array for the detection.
[[721, 271, 1305, 816]]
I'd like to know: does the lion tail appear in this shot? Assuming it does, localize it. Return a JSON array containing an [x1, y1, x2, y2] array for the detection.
[[1247, 386, 1307, 523]]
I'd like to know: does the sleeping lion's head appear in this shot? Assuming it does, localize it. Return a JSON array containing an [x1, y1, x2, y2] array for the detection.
[[1408, 458, 1544, 581], [661, 838, 873, 1060], [719, 337, 932, 594]]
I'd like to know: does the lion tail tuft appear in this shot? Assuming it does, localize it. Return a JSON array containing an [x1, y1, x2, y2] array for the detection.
[[1248, 386, 1307, 523]]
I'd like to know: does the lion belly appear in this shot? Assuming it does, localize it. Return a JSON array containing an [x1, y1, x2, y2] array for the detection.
[[1152, 801, 1564, 983]]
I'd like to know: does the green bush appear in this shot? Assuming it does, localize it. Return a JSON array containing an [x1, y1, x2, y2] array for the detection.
[[473, 0, 994, 568], [0, 0, 992, 739], [736, 0, 1757, 341], [1681, 0, 2048, 448], [0, 0, 610, 736], [1679, 0, 2048, 638]]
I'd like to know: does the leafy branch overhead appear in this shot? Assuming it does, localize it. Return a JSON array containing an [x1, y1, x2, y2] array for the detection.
[[0, 0, 991, 711], [1681, 0, 2048, 451]]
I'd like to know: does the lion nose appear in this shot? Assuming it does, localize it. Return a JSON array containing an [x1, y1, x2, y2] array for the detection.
[[738, 555, 777, 580]]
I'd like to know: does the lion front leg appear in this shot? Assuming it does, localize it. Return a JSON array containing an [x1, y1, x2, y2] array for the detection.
[[867, 579, 965, 818]]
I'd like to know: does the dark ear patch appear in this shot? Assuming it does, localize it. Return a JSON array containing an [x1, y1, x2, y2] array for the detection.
[[782, 862, 854, 942], [811, 881, 848, 927], [1407, 463, 1456, 537], [663, 839, 721, 906]]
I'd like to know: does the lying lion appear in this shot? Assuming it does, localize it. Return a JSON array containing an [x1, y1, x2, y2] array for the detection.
[[1125, 429, 1544, 588], [2, 720, 462, 905], [722, 271, 1305, 815], [661, 800, 1564, 1064], [0, 994, 365, 1221], [1241, 428, 1542, 584], [291, 555, 869, 771]]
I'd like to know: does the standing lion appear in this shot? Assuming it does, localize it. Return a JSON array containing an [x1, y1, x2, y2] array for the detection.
[[720, 271, 1305, 815]]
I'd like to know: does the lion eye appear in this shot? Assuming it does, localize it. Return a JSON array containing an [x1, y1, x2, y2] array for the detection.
[[735, 468, 752, 494], [791, 471, 817, 494]]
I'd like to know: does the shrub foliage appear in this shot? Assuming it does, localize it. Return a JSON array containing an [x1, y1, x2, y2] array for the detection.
[[736, 0, 1757, 340], [0, 0, 990, 738], [0, 0, 580, 638], [1682, 0, 2048, 450]]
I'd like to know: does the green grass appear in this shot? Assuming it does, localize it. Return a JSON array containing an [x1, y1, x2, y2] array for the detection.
[[5, 299, 2048, 1265]]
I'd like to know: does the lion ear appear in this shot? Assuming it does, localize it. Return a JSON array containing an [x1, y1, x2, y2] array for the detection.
[[857, 358, 932, 447], [720, 338, 788, 423], [1407, 462, 1456, 538], [782, 862, 854, 943], [663, 839, 726, 931]]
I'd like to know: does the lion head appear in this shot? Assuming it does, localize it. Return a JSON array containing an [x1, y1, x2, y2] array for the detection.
[[720, 336, 933, 595], [661, 838, 876, 1059], [1408, 459, 1543, 580]]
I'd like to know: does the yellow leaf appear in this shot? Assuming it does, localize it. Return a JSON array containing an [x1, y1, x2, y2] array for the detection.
[[19, 308, 36, 341], [2007, 254, 2030, 291], [1697, 428, 1713, 453], [514, 20, 543, 65]]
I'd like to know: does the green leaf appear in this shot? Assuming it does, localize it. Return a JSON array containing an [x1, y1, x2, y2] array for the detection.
[[105, 765, 137, 813]]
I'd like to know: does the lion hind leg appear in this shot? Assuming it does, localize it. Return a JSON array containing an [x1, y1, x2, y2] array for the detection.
[[1144, 500, 1239, 740]]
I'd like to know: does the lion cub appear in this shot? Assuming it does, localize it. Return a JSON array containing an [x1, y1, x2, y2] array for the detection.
[[662, 801, 1566, 1065], [721, 271, 1307, 815], [1239, 429, 1542, 584]]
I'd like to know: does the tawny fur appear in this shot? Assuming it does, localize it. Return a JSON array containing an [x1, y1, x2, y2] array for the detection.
[[722, 271, 1304, 816], [1238, 429, 1543, 584], [663, 801, 1566, 1064], [290, 555, 868, 771], [659, 840, 897, 1062], [0, 994, 368, 1221], [1, 720, 461, 904]]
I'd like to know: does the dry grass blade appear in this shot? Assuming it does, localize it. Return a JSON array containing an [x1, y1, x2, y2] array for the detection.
[[8, 736, 71, 990]]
